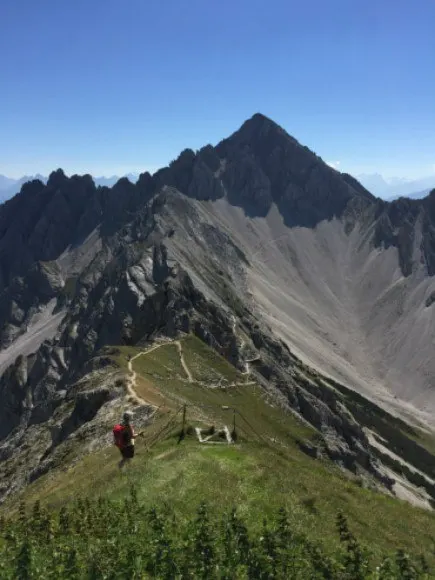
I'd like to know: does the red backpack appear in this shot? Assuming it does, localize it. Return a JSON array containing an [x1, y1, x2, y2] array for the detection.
[[113, 424, 128, 448]]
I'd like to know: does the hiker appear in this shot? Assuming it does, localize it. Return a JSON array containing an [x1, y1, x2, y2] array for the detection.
[[113, 410, 137, 469]]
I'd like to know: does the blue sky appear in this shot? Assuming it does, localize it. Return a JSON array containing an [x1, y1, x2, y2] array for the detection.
[[1, 0, 434, 179]]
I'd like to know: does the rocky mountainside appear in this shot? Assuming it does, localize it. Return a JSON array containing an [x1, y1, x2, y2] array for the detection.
[[1, 113, 435, 504], [0, 173, 138, 205]]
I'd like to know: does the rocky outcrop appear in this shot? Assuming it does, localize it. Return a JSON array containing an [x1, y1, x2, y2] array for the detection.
[[0, 355, 32, 440], [0, 169, 156, 348], [426, 290, 435, 307], [370, 191, 435, 277]]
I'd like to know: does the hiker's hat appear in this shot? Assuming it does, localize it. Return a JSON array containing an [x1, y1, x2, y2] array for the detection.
[[123, 410, 134, 423]]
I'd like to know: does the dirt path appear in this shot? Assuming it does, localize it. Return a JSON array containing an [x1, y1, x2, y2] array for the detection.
[[176, 340, 193, 382], [126, 343, 167, 405], [127, 337, 255, 410], [127, 340, 193, 405]]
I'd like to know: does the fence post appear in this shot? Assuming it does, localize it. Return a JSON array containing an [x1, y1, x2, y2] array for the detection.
[[178, 404, 187, 443], [231, 408, 237, 442]]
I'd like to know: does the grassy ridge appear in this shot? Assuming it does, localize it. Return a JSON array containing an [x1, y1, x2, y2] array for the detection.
[[4, 335, 435, 570]]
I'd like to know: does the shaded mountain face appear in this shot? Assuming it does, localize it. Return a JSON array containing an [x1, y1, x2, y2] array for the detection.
[[151, 113, 374, 228], [370, 192, 435, 276], [1, 114, 435, 502], [0, 174, 141, 205], [216, 114, 374, 227]]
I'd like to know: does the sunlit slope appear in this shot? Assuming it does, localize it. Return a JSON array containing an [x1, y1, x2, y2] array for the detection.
[[200, 199, 435, 425], [7, 335, 435, 562]]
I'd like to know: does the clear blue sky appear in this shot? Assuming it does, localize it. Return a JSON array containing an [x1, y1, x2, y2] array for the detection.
[[1, 0, 434, 179]]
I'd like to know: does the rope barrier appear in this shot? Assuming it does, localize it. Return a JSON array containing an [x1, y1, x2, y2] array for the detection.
[[141, 405, 184, 452], [132, 400, 272, 454], [186, 401, 267, 443], [136, 404, 164, 436], [236, 410, 268, 444], [145, 410, 180, 449]]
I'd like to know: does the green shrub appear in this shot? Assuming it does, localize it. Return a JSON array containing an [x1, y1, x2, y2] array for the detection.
[[0, 496, 431, 579]]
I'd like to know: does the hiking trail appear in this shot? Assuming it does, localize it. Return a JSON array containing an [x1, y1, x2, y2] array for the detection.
[[126, 338, 256, 446], [176, 340, 193, 382], [126, 336, 256, 409], [126, 340, 192, 405]]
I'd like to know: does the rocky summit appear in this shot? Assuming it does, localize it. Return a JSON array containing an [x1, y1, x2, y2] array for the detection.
[[1, 113, 435, 509]]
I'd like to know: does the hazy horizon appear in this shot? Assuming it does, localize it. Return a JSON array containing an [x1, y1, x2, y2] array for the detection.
[[1, 166, 434, 186]]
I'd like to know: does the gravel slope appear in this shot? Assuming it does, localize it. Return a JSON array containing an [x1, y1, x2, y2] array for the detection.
[[0, 300, 66, 375], [205, 199, 435, 427]]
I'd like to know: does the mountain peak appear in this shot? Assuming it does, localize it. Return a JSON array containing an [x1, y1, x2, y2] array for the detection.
[[226, 112, 291, 146], [47, 168, 67, 188], [242, 112, 281, 128], [214, 114, 373, 227]]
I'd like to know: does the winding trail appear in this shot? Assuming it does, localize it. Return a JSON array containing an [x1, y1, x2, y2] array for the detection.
[[126, 340, 192, 405], [126, 343, 166, 405], [126, 338, 257, 447], [176, 340, 193, 382], [126, 335, 257, 408]]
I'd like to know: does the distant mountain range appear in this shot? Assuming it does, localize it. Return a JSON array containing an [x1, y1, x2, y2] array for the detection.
[[357, 173, 435, 200], [0, 173, 139, 203], [0, 174, 47, 203]]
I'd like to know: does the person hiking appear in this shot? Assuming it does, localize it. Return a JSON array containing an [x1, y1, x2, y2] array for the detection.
[[113, 410, 137, 469]]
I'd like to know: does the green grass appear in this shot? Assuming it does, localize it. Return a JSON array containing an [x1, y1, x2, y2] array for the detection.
[[5, 335, 435, 566], [14, 429, 435, 564], [3, 490, 424, 579], [182, 334, 240, 383], [133, 343, 186, 379]]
